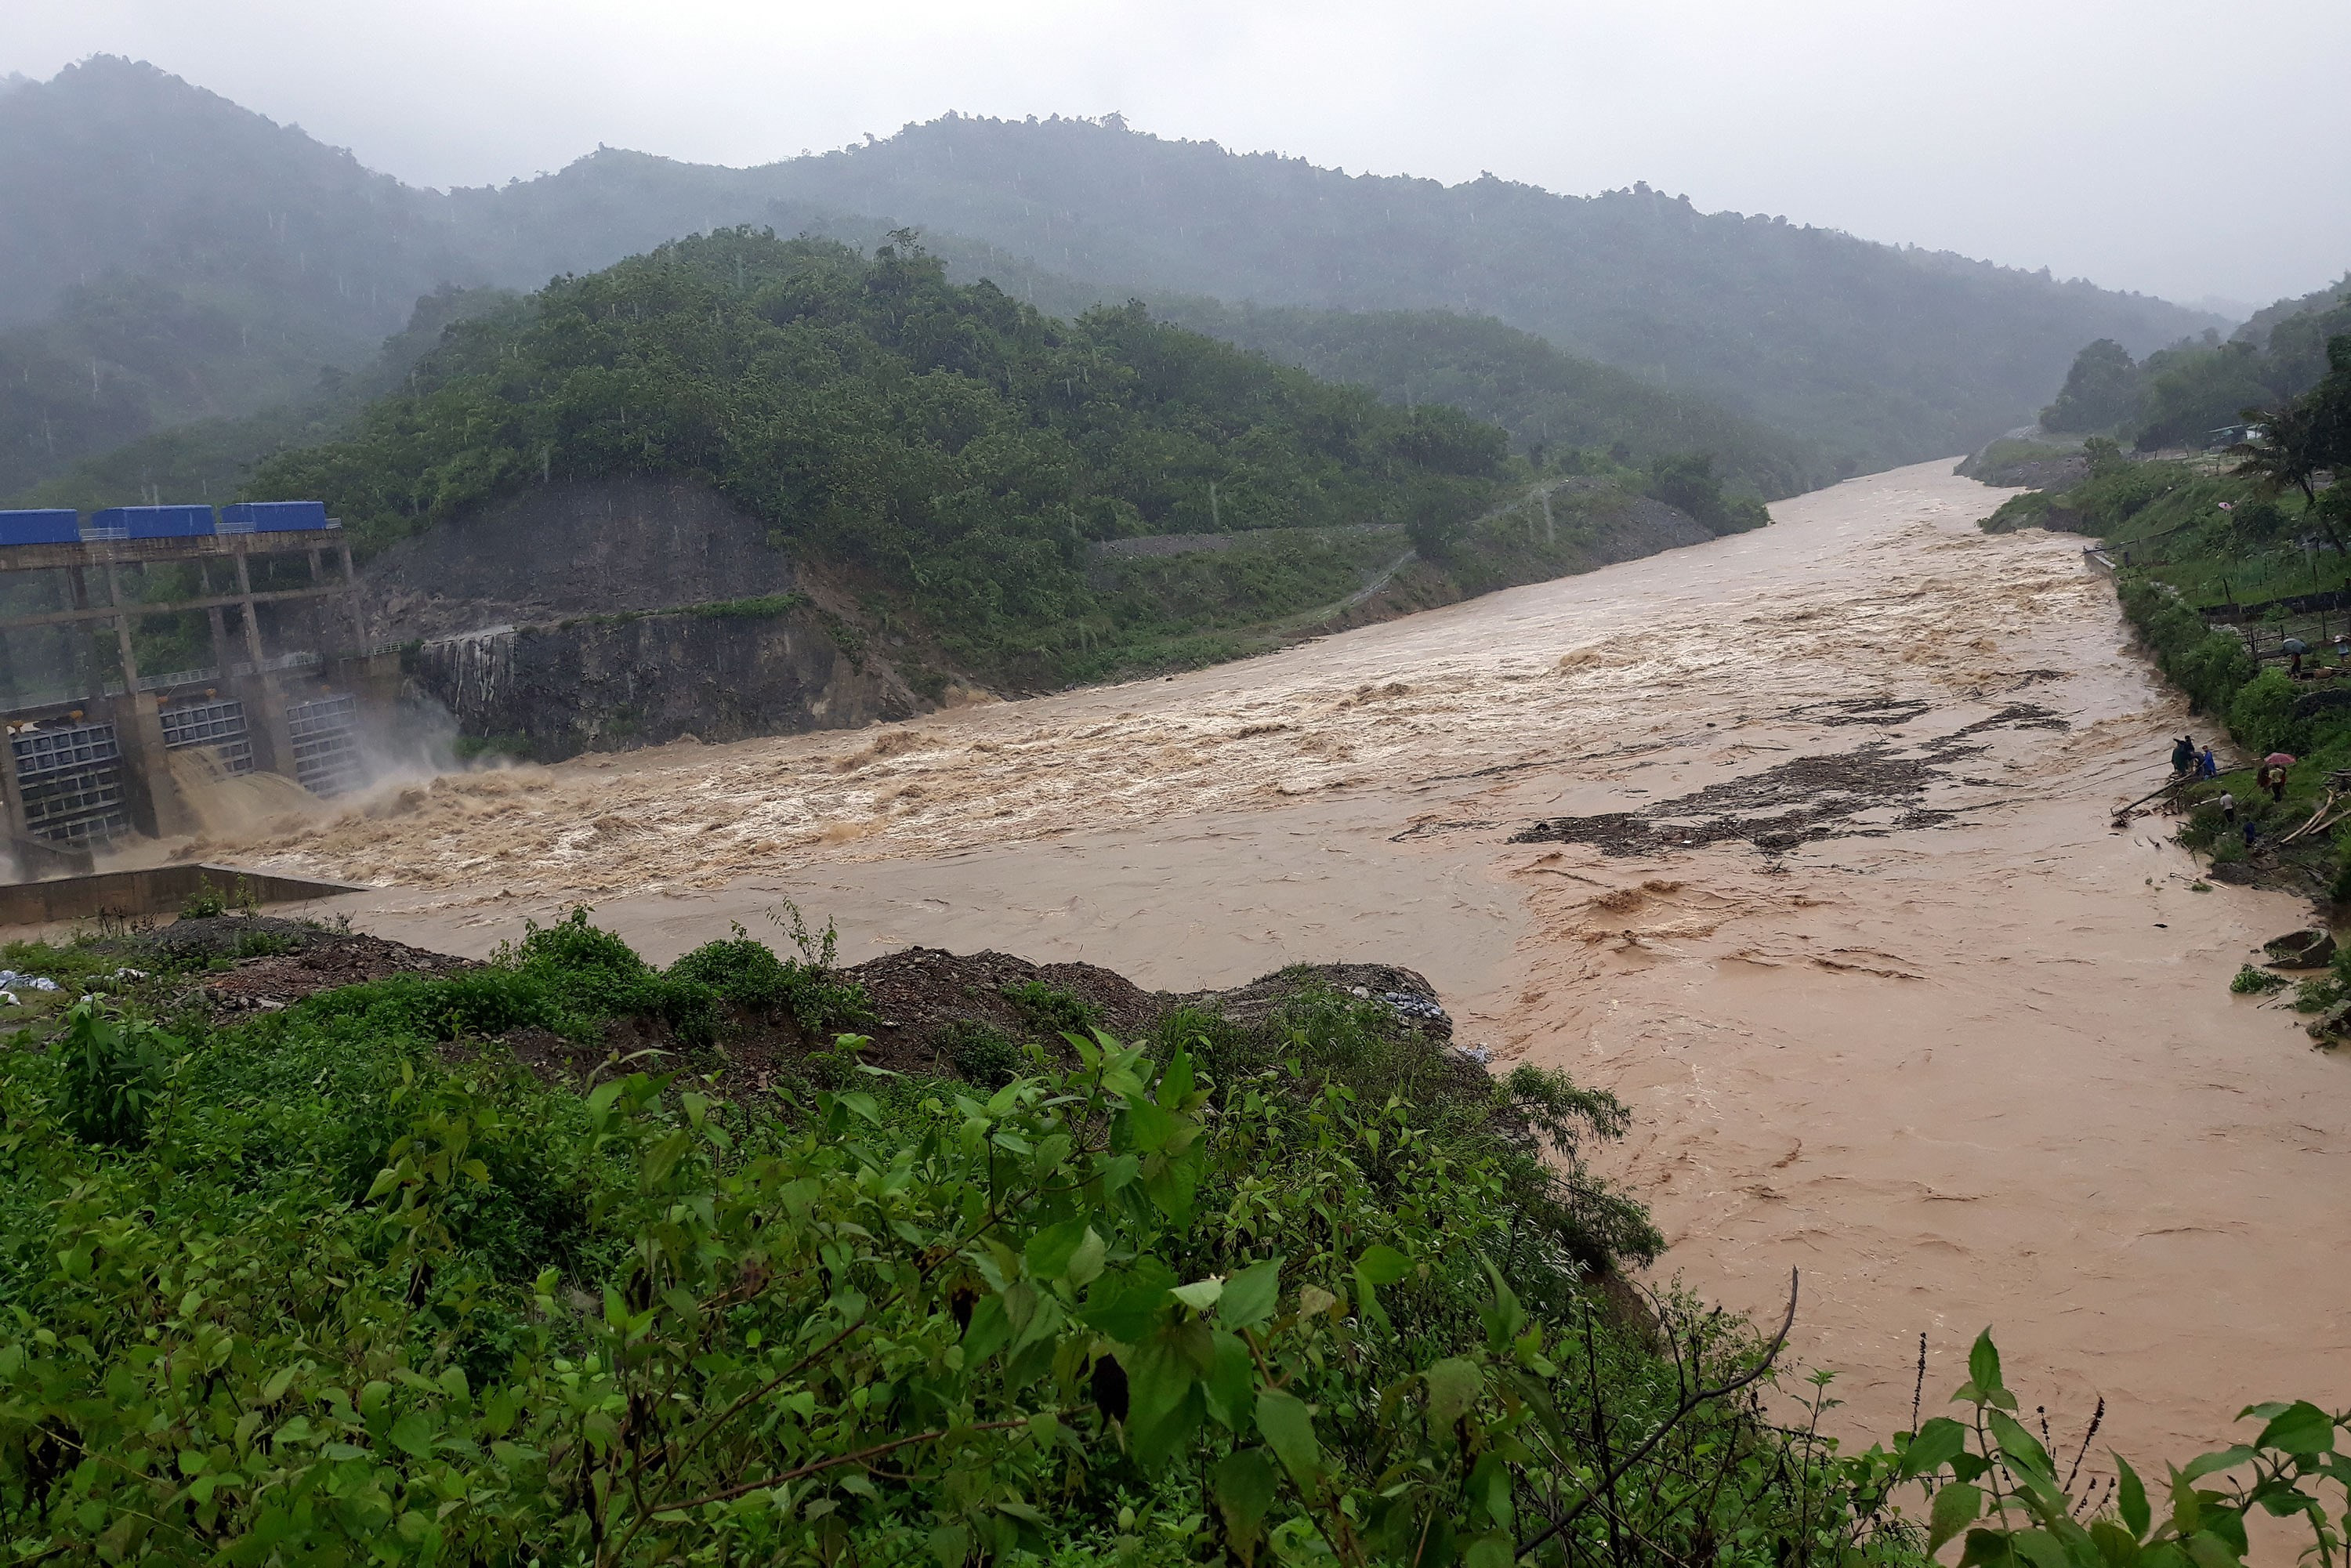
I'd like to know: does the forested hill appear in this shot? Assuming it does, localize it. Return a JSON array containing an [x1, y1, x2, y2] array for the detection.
[[1150, 300, 1831, 498], [246, 230, 1529, 684], [3, 59, 2218, 498], [734, 117, 2221, 466]]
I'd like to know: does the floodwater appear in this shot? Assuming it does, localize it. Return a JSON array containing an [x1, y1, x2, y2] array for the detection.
[[207, 460, 2347, 1468]]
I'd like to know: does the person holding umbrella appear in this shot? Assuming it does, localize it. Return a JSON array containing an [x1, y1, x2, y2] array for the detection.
[[2263, 751, 2297, 802], [2282, 636, 2309, 675]]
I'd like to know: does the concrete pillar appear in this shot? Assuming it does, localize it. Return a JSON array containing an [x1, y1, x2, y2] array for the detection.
[[234, 548, 299, 780], [0, 728, 29, 843], [341, 541, 366, 654], [108, 689, 195, 839], [207, 605, 234, 676], [103, 561, 139, 696], [63, 566, 100, 698]]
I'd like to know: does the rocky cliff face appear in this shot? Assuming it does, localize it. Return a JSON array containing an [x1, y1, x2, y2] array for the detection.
[[366, 477, 928, 759], [360, 477, 795, 644], [404, 603, 917, 760]]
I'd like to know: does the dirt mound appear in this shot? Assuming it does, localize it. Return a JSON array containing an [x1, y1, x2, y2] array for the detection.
[[161, 918, 476, 1013], [1192, 961, 1451, 1042], [843, 947, 1166, 1075]]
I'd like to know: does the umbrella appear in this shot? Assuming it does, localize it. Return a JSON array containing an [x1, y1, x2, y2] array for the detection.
[[2281, 638, 2310, 654], [2266, 752, 2298, 768]]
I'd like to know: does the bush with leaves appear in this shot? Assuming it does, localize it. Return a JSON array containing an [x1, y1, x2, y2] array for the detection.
[[1886, 1331, 2346, 1568], [49, 997, 176, 1148], [0, 914, 1893, 1566]]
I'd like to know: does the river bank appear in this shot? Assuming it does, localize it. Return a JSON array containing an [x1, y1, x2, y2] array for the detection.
[[191, 459, 2346, 1467]]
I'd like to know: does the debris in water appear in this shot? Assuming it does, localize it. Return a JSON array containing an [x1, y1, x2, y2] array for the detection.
[[1512, 706, 2061, 857]]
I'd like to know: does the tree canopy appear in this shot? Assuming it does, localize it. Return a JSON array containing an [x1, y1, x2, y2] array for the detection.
[[248, 230, 1509, 678]]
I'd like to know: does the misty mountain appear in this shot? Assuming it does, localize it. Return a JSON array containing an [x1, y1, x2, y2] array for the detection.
[[2, 56, 2223, 498]]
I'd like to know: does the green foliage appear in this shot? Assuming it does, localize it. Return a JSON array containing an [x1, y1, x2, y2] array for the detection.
[[2116, 578, 2256, 716], [51, 995, 176, 1147], [2041, 339, 2143, 432], [999, 979, 1103, 1037], [938, 1018, 1023, 1088], [2230, 964, 2288, 995], [244, 230, 1509, 686], [1889, 1329, 2347, 1568], [2034, 287, 2351, 454], [1644, 451, 1770, 535], [0, 914, 1912, 1566], [175, 873, 260, 921], [2226, 669, 2306, 760], [1156, 299, 1831, 498], [6, 913, 2341, 1563], [665, 916, 875, 1036]]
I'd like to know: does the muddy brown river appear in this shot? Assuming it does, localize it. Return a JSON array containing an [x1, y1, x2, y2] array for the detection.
[[202, 460, 2349, 1466]]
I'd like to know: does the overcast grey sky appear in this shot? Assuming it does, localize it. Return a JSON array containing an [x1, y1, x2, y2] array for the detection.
[[10, 0, 2348, 311]]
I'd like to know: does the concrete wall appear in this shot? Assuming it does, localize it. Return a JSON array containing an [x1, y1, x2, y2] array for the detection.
[[0, 864, 364, 927]]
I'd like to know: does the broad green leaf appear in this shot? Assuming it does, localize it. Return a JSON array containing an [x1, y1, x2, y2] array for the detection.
[[1142, 1156, 1198, 1226], [2168, 1468, 2202, 1537], [1126, 1379, 1205, 1471], [2114, 1454, 2150, 1538], [1930, 1482, 1983, 1555], [1464, 1531, 1515, 1568], [1212, 1449, 1281, 1567], [1424, 1358, 1483, 1432], [387, 1412, 435, 1459], [1903, 1417, 1971, 1479], [1024, 1219, 1089, 1281], [1202, 1331, 1255, 1431], [1170, 1278, 1223, 1313], [1469, 1449, 1514, 1528], [2089, 1519, 2143, 1568], [1066, 1226, 1107, 1288], [1478, 1262, 1527, 1353], [2183, 1531, 2241, 1568], [2179, 1446, 2255, 1483], [962, 1294, 1012, 1363], [1080, 1258, 1177, 1343], [1958, 1528, 2017, 1568], [1968, 1329, 2004, 1401], [2012, 1529, 2071, 1568], [2253, 1401, 2335, 1457], [1125, 1318, 1212, 1449], [1217, 1257, 1284, 1331], [1157, 1047, 1195, 1108], [1255, 1389, 1322, 1489], [1122, 1098, 1182, 1154], [1354, 1244, 1410, 1287], [928, 1525, 970, 1568], [1988, 1410, 2056, 1480]]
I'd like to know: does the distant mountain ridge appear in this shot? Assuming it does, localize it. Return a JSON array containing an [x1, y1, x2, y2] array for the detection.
[[2, 56, 2226, 496]]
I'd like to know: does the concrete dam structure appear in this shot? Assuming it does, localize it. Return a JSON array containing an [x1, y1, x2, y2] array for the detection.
[[0, 502, 393, 878]]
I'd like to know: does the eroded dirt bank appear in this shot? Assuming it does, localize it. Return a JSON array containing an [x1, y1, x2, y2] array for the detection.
[[207, 461, 2346, 1463]]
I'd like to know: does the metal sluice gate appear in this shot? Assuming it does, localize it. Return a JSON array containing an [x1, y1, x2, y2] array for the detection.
[[159, 697, 255, 774], [9, 722, 131, 846], [286, 694, 364, 798]]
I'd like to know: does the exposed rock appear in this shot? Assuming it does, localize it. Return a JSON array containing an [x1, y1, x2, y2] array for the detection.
[[359, 477, 795, 645], [2262, 929, 2337, 969], [401, 603, 918, 760]]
